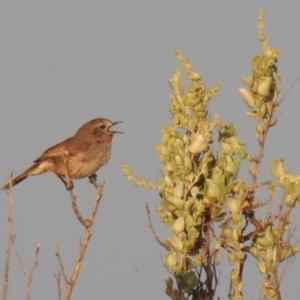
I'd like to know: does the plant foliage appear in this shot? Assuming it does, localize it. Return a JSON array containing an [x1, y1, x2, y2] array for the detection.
[[123, 11, 299, 300]]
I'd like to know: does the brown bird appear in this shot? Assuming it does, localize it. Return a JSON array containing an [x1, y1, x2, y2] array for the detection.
[[1, 118, 122, 190]]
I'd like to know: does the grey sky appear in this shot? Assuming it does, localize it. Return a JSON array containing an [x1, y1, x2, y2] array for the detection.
[[1, 2, 300, 300]]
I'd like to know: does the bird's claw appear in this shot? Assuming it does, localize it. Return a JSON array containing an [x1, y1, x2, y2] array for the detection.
[[65, 180, 74, 191], [88, 174, 97, 185]]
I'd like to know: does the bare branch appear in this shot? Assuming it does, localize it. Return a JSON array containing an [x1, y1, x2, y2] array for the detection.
[[54, 271, 62, 300], [17, 243, 41, 300], [54, 243, 68, 286], [2, 173, 16, 300], [278, 73, 300, 104], [146, 201, 170, 251], [54, 151, 105, 300], [69, 191, 87, 227], [63, 184, 104, 300]]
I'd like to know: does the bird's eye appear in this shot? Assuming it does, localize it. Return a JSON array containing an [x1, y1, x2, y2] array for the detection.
[[100, 125, 106, 129]]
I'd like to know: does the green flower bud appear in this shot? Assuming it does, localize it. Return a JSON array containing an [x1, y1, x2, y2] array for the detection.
[[224, 228, 233, 238], [185, 215, 193, 230], [270, 158, 286, 179], [167, 236, 184, 252], [238, 88, 255, 108], [280, 245, 299, 262], [246, 110, 257, 117], [172, 217, 185, 234], [256, 226, 274, 248], [165, 251, 177, 268], [214, 240, 221, 250], [228, 253, 236, 263], [161, 145, 169, 156], [187, 119, 197, 132], [185, 271, 198, 289], [249, 247, 260, 259], [173, 182, 184, 198], [206, 179, 221, 199], [188, 133, 207, 154], [164, 176, 174, 188], [166, 196, 185, 210], [190, 186, 199, 198], [257, 77, 273, 97], [256, 261, 267, 274], [240, 76, 254, 88], [159, 154, 166, 163], [285, 194, 297, 207], [191, 72, 201, 81]]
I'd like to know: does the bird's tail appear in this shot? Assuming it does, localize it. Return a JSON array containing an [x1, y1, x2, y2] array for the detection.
[[1, 164, 40, 190]]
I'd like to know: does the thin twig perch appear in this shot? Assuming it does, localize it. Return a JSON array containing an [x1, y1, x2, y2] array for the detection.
[[54, 151, 105, 300], [17, 243, 41, 300], [2, 173, 16, 300]]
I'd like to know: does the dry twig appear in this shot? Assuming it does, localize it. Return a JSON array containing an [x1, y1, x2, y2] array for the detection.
[[54, 243, 68, 287], [54, 271, 62, 300], [17, 243, 41, 300], [2, 173, 16, 300], [64, 183, 103, 299], [278, 73, 300, 104], [146, 201, 170, 251], [54, 151, 104, 300]]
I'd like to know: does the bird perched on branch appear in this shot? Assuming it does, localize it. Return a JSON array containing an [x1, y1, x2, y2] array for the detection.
[[1, 118, 122, 190]]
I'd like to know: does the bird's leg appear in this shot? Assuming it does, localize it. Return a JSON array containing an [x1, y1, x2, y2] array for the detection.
[[59, 149, 74, 190], [88, 173, 97, 185], [58, 176, 74, 191]]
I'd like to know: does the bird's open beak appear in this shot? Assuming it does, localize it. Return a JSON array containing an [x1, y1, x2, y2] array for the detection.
[[110, 121, 123, 134]]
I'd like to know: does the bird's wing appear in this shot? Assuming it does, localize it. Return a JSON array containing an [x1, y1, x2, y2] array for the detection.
[[34, 137, 91, 163]]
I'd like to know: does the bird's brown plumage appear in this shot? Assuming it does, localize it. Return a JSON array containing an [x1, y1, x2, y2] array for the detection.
[[1, 118, 122, 190]]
